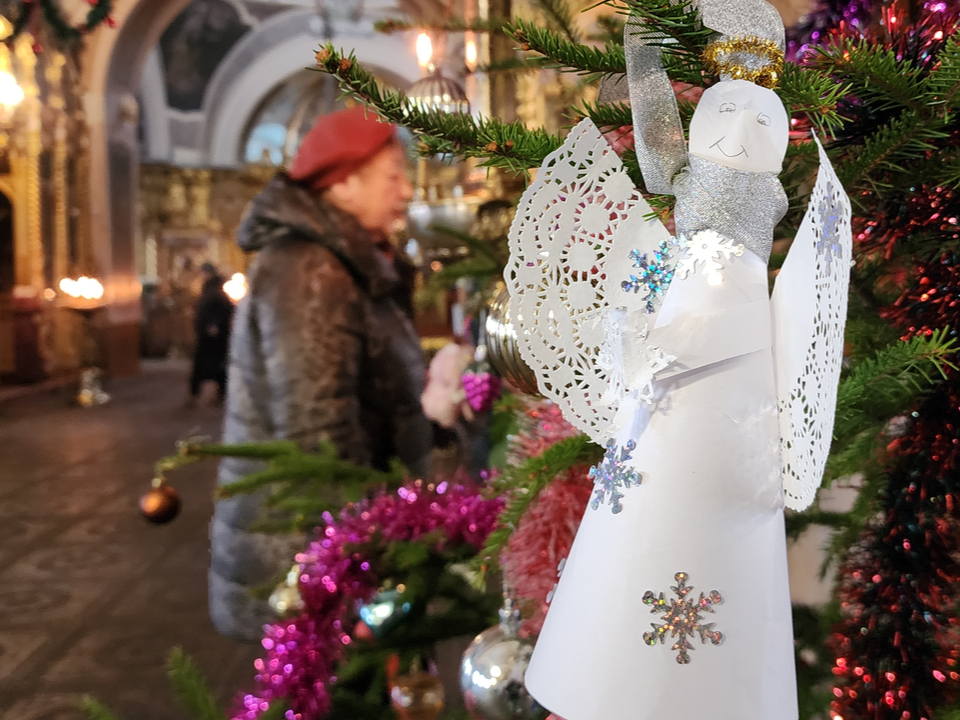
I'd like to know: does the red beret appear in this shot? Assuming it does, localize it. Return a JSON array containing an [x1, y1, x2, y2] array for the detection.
[[289, 106, 398, 191]]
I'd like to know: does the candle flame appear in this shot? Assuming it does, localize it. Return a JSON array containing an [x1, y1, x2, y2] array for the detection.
[[416, 33, 433, 69], [58, 276, 104, 300], [223, 272, 248, 302]]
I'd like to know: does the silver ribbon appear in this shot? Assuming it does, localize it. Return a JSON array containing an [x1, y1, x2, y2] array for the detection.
[[623, 25, 686, 195]]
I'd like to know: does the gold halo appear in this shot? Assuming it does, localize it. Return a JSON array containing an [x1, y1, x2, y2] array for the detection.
[[701, 36, 784, 89]]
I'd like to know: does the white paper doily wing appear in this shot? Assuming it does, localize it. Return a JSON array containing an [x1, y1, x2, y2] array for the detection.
[[505, 118, 672, 444], [771, 137, 852, 511]]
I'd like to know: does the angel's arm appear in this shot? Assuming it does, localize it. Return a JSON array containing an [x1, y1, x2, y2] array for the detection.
[[623, 36, 687, 195]]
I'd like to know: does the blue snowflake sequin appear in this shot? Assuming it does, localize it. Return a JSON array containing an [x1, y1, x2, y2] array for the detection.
[[621, 239, 676, 313], [589, 438, 642, 514], [817, 181, 843, 270]]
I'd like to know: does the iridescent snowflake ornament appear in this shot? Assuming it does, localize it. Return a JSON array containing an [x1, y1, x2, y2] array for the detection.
[[589, 439, 642, 514], [642, 572, 724, 664], [621, 238, 678, 313], [816, 181, 843, 271]]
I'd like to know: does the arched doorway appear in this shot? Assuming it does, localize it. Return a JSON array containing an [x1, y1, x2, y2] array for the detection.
[[80, 0, 194, 377]]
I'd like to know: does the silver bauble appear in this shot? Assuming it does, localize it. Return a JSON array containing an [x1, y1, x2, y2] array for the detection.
[[485, 288, 541, 397], [358, 588, 411, 638], [459, 599, 549, 720]]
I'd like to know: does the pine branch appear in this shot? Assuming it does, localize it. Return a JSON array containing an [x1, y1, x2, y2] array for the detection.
[[80, 697, 123, 720], [620, 0, 713, 61], [661, 50, 707, 86], [837, 111, 949, 193], [481, 55, 555, 74], [167, 647, 226, 720], [182, 440, 301, 460], [314, 46, 562, 174], [530, 0, 582, 43], [822, 464, 887, 567], [809, 38, 926, 113], [936, 149, 960, 189], [215, 446, 405, 529], [578, 98, 632, 129], [778, 63, 847, 137], [428, 258, 502, 290], [833, 331, 955, 442], [374, 17, 511, 34], [510, 18, 626, 74], [825, 331, 956, 482], [429, 224, 504, 263], [785, 508, 851, 540], [471, 435, 602, 581], [591, 13, 625, 45], [516, 22, 842, 135], [925, 32, 960, 113]]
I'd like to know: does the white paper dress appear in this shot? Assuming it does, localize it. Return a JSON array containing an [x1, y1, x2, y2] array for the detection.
[[505, 77, 852, 720]]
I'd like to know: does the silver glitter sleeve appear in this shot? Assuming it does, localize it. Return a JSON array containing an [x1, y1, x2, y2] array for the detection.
[[673, 157, 788, 263]]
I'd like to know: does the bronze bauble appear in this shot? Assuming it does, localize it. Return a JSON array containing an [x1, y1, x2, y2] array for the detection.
[[390, 670, 445, 720], [139, 484, 181, 524]]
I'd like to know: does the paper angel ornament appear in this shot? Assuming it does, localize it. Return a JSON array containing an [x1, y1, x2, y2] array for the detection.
[[505, 5, 853, 720]]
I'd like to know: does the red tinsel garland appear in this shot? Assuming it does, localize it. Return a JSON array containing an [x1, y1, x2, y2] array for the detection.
[[829, 255, 960, 720]]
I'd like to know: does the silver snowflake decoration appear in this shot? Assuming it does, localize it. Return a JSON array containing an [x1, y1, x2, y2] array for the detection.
[[642, 571, 724, 664], [621, 238, 677, 313], [675, 229, 744, 283], [589, 439, 642, 514], [817, 181, 843, 271]]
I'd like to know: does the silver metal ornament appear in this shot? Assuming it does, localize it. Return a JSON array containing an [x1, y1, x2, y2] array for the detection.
[[485, 288, 541, 397], [459, 599, 549, 720]]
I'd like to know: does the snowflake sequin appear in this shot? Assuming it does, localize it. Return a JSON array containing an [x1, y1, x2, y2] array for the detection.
[[621, 238, 678, 313], [642, 572, 724, 664], [674, 229, 744, 283], [817, 181, 843, 271], [589, 439, 642, 514]]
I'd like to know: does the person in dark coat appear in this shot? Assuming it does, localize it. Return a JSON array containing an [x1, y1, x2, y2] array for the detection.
[[188, 264, 234, 402], [209, 107, 433, 641]]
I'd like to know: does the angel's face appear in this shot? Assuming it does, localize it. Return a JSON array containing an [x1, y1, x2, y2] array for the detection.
[[688, 79, 789, 173]]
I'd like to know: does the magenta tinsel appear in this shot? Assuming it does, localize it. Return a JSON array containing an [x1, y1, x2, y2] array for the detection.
[[232, 479, 503, 720]]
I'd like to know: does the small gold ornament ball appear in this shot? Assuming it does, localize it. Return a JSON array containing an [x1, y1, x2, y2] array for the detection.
[[139, 485, 181, 524], [390, 670, 445, 720], [268, 585, 304, 618]]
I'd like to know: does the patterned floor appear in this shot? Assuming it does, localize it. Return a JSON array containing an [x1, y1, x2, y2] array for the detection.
[[0, 361, 260, 719]]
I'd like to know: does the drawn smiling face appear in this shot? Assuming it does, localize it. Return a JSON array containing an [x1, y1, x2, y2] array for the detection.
[[688, 79, 789, 174]]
